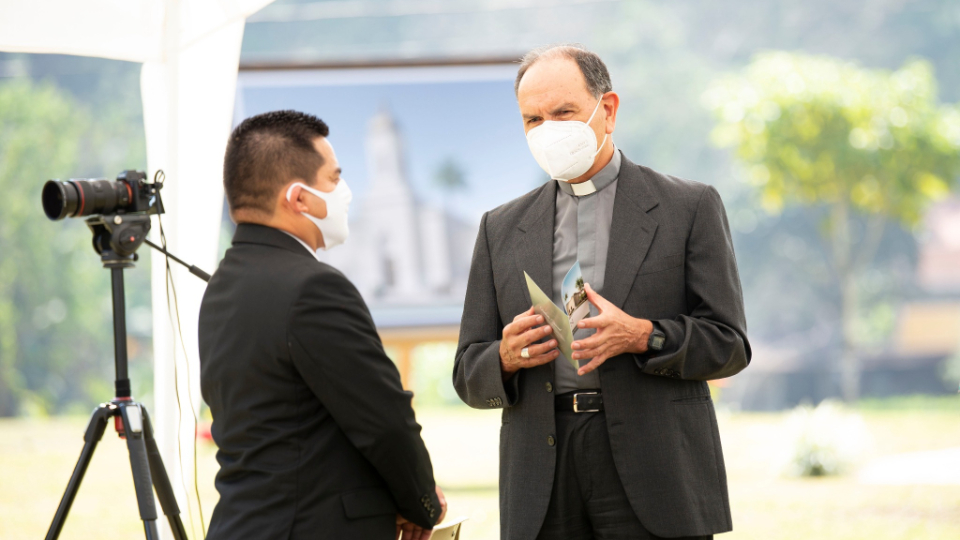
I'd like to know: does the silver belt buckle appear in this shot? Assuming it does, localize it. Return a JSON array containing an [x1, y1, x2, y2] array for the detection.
[[572, 391, 599, 413]]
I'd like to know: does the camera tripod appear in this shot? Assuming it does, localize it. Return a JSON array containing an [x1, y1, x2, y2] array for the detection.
[[46, 213, 209, 540]]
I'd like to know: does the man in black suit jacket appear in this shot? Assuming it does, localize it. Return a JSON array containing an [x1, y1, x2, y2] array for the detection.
[[200, 110, 445, 540], [454, 45, 750, 539]]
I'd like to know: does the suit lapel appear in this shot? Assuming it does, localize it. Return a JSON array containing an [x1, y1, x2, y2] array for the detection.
[[603, 158, 660, 309], [515, 182, 557, 306]]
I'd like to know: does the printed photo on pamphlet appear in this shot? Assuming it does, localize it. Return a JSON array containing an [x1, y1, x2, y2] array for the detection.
[[561, 261, 590, 331]]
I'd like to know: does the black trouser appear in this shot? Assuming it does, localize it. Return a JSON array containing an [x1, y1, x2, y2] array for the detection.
[[536, 410, 713, 540]]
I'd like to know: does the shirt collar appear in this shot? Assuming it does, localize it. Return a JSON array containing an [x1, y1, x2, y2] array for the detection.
[[281, 230, 322, 261], [557, 146, 621, 197]]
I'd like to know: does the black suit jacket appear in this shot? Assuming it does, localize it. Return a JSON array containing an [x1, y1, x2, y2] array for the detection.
[[454, 155, 751, 539], [200, 224, 441, 539]]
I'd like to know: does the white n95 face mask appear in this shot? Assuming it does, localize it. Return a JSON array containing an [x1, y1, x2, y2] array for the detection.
[[526, 98, 609, 182], [286, 180, 353, 251]]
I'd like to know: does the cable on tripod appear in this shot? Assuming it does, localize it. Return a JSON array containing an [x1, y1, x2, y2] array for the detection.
[[157, 213, 197, 538], [154, 177, 207, 539]]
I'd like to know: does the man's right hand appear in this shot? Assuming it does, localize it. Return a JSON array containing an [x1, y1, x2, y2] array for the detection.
[[499, 307, 558, 377]]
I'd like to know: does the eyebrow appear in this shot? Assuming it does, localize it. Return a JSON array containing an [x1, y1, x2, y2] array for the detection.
[[522, 102, 579, 120], [549, 102, 579, 116]]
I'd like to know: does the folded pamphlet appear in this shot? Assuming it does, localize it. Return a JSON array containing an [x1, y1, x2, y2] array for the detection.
[[523, 261, 590, 370], [433, 516, 468, 539]]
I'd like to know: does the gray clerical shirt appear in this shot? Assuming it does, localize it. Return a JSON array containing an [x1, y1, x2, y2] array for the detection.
[[552, 148, 622, 393]]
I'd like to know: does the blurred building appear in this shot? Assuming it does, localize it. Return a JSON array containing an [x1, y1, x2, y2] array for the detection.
[[322, 108, 475, 306]]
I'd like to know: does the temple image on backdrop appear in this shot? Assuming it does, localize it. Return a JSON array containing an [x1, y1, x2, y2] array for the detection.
[[320, 108, 476, 307]]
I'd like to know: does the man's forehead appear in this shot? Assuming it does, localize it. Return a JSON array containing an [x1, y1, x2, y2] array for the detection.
[[311, 136, 340, 171], [517, 57, 591, 110], [314, 136, 337, 157], [312, 136, 332, 153]]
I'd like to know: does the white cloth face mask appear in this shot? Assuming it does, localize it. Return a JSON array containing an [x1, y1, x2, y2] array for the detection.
[[285, 180, 353, 251], [526, 98, 609, 182]]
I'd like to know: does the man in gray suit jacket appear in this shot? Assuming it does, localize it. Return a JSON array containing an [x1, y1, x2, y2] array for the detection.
[[454, 45, 750, 540]]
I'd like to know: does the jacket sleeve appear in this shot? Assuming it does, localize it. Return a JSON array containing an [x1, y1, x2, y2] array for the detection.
[[638, 185, 751, 380], [288, 270, 441, 529], [453, 212, 521, 410]]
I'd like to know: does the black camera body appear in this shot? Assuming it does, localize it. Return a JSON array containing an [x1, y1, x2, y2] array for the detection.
[[42, 170, 164, 260]]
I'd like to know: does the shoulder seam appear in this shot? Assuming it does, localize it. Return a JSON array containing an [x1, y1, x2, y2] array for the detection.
[[688, 183, 714, 238]]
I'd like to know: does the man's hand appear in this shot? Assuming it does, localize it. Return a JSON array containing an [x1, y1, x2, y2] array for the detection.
[[396, 517, 431, 540], [435, 485, 448, 526], [571, 283, 653, 375], [499, 307, 558, 377], [394, 486, 448, 540]]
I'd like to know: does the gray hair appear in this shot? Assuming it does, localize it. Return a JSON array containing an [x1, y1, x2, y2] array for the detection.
[[515, 44, 613, 98]]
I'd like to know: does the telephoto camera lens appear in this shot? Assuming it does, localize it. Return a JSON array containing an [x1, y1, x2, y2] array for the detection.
[[42, 179, 132, 220]]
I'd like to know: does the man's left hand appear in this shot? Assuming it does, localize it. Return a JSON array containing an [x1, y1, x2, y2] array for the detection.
[[571, 283, 653, 375]]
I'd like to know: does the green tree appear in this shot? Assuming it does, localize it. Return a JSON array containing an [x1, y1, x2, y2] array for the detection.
[[705, 52, 960, 401], [0, 80, 115, 415]]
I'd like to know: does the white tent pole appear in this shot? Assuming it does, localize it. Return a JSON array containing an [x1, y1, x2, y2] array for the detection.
[[145, 0, 187, 536], [145, 1, 248, 536]]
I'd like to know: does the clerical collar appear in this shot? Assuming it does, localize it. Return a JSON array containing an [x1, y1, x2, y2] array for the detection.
[[556, 147, 621, 197]]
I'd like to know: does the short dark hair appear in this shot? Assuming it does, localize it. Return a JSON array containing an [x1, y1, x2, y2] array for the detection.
[[515, 44, 612, 98], [223, 110, 330, 215]]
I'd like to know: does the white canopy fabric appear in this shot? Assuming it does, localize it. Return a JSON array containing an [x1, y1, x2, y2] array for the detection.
[[1, 0, 274, 536]]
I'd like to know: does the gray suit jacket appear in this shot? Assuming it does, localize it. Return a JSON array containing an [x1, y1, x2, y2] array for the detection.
[[453, 155, 751, 539]]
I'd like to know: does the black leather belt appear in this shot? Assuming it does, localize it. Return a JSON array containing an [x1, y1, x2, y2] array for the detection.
[[555, 390, 603, 413]]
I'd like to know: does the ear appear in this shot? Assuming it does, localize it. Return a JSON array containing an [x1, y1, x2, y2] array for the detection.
[[284, 183, 310, 214], [601, 92, 620, 134]]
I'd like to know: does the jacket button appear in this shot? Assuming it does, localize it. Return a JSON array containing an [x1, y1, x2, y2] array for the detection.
[[545, 382, 553, 393], [547, 435, 556, 447]]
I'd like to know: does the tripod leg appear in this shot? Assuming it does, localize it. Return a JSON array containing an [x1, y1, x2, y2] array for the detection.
[[119, 402, 162, 540], [45, 405, 113, 540], [141, 407, 190, 540]]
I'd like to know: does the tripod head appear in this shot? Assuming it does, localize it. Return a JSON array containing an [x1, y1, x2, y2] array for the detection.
[[86, 213, 152, 269]]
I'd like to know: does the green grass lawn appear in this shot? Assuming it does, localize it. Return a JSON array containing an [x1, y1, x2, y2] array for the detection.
[[1, 398, 958, 539]]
